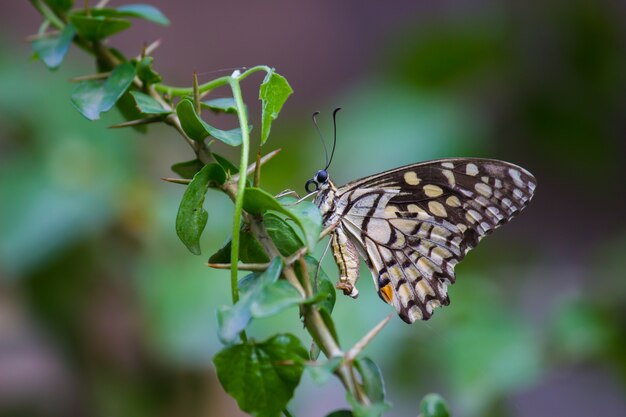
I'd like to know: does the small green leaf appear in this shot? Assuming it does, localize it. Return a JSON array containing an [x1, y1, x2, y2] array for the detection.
[[43, 0, 73, 13], [32, 24, 75, 70], [243, 189, 321, 252], [70, 62, 136, 120], [117, 4, 170, 25], [69, 14, 131, 41], [305, 357, 342, 385], [130, 90, 170, 115], [136, 56, 163, 85], [212, 152, 239, 175], [171, 159, 204, 179], [250, 280, 303, 318], [176, 99, 246, 145], [259, 70, 293, 144], [217, 303, 252, 345], [346, 393, 391, 417], [115, 89, 147, 132], [175, 163, 226, 255], [214, 334, 308, 417], [217, 259, 282, 343], [419, 393, 450, 417], [202, 97, 239, 114], [355, 358, 386, 404]]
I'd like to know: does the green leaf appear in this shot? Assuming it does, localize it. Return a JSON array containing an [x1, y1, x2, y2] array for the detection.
[[32, 24, 75, 70], [214, 334, 308, 417], [217, 259, 282, 343], [43, 0, 73, 13], [212, 152, 239, 175], [305, 357, 342, 385], [208, 230, 269, 264], [171, 159, 204, 179], [176, 99, 246, 145], [136, 56, 163, 85], [175, 163, 226, 255], [355, 358, 386, 404], [346, 393, 391, 417], [117, 4, 170, 25], [264, 213, 304, 256], [243, 189, 321, 252], [130, 90, 170, 115], [208, 213, 300, 265], [69, 14, 131, 41], [259, 70, 293, 144], [419, 393, 449, 417], [202, 97, 239, 114], [240, 232, 270, 263], [250, 280, 303, 318], [70, 62, 136, 120], [217, 301, 252, 344]]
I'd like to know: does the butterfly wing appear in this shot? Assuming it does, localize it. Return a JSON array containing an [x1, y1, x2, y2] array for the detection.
[[333, 158, 536, 323]]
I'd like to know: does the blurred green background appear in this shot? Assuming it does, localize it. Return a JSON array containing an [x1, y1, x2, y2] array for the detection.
[[1, 1, 626, 416]]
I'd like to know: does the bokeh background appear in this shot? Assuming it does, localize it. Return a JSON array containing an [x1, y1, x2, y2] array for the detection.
[[1, 1, 626, 416]]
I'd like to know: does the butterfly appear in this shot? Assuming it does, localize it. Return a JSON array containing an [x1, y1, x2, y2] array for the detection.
[[305, 110, 537, 323]]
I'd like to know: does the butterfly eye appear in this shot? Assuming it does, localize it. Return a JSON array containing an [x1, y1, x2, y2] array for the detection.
[[305, 179, 318, 193], [315, 170, 329, 183]]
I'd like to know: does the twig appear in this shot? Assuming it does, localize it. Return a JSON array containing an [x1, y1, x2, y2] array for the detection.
[[345, 314, 393, 362], [70, 72, 112, 82], [207, 262, 269, 271]]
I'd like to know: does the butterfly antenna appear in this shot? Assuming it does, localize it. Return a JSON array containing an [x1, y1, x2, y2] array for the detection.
[[326, 107, 342, 170], [312, 111, 329, 168]]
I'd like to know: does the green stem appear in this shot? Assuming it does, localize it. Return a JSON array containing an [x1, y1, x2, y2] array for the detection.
[[228, 75, 251, 307], [154, 66, 271, 97]]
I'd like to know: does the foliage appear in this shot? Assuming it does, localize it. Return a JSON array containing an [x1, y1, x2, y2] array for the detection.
[[26, 1, 452, 416]]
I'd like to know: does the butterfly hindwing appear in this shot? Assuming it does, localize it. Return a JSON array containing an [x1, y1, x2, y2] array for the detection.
[[329, 158, 536, 323]]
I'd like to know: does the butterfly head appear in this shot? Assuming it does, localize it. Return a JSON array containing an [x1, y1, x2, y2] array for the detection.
[[306, 108, 341, 194], [305, 169, 329, 193]]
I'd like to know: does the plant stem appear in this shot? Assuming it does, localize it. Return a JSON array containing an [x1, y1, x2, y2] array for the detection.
[[29, 0, 65, 29], [228, 76, 250, 306], [154, 66, 271, 97]]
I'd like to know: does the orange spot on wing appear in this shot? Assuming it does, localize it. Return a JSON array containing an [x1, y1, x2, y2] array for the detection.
[[380, 283, 393, 304]]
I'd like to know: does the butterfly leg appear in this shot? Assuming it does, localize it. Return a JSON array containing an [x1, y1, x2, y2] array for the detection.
[[275, 189, 300, 199], [330, 225, 361, 298]]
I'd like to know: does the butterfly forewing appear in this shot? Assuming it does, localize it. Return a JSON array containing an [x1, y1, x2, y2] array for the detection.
[[324, 158, 536, 323]]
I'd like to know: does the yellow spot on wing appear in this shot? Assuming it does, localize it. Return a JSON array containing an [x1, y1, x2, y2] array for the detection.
[[446, 195, 461, 207], [424, 184, 443, 197], [397, 283, 413, 307], [403, 171, 421, 185], [428, 201, 447, 217], [475, 182, 493, 197]]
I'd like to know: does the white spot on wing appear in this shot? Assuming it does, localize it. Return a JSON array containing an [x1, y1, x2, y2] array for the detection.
[[466, 163, 479, 176]]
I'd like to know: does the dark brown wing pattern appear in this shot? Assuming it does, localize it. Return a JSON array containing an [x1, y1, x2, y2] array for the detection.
[[337, 158, 536, 323]]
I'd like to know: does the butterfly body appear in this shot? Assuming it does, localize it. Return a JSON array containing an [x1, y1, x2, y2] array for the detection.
[[310, 158, 537, 323]]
